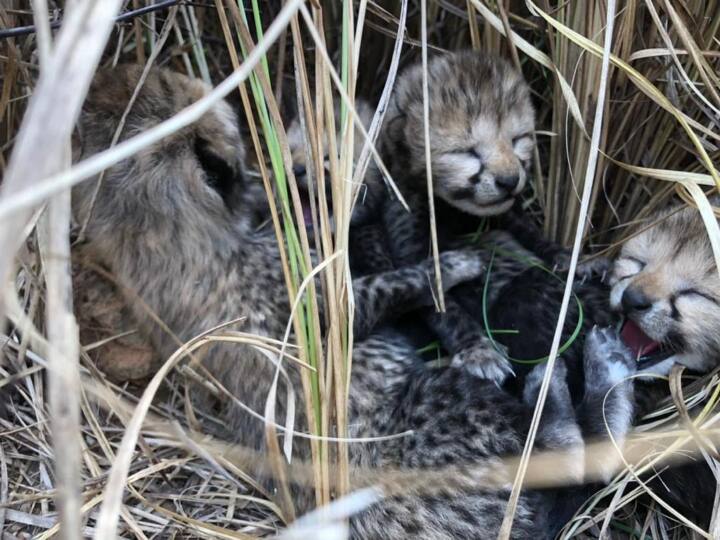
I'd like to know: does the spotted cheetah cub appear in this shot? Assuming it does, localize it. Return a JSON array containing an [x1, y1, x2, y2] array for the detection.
[[71, 64, 490, 510], [378, 50, 535, 382], [285, 98, 383, 232], [604, 201, 720, 530]]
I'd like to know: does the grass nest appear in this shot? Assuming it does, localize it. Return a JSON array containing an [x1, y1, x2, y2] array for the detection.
[[1, 0, 719, 538]]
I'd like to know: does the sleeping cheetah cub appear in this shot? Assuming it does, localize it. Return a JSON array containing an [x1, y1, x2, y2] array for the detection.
[[479, 202, 720, 531], [606, 202, 720, 530], [72, 64, 490, 510], [610, 203, 720, 375], [284, 97, 383, 234], [378, 50, 536, 383], [285, 98, 398, 277]]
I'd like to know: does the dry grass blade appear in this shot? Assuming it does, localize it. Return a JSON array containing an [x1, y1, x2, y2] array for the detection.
[[38, 182, 82, 539], [525, 0, 720, 188], [92, 323, 250, 540], [499, 0, 617, 536], [419, 0, 444, 311], [297, 3, 407, 210], [0, 0, 123, 316], [351, 0, 407, 192]]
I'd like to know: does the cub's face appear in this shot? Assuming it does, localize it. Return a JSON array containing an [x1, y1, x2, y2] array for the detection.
[[287, 99, 374, 188], [286, 99, 375, 227], [609, 206, 720, 373], [386, 51, 535, 216], [73, 65, 248, 238]]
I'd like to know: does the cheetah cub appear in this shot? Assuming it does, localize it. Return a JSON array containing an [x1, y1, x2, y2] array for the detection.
[[610, 202, 720, 375], [71, 64, 490, 509], [378, 50, 535, 382], [605, 202, 720, 530], [348, 325, 636, 539]]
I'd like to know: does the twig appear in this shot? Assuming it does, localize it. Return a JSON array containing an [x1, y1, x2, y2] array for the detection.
[[0, 0, 181, 40], [498, 0, 617, 536], [420, 0, 444, 310]]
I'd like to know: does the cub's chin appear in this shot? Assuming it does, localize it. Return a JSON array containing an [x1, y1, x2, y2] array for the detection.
[[445, 195, 516, 218]]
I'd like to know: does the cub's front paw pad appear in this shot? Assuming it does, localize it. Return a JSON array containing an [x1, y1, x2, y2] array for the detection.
[[451, 344, 513, 384], [584, 326, 635, 385], [436, 249, 487, 289]]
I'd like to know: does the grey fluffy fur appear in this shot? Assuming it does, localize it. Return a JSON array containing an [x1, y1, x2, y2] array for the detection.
[[71, 64, 491, 513], [72, 64, 639, 538]]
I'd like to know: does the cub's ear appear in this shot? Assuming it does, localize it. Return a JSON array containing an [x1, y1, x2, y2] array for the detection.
[[194, 137, 242, 205], [382, 108, 407, 157], [71, 125, 84, 163]]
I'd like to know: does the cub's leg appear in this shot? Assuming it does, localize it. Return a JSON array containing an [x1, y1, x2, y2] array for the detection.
[[523, 359, 584, 483], [351, 248, 488, 340], [381, 193, 512, 383], [577, 326, 635, 481]]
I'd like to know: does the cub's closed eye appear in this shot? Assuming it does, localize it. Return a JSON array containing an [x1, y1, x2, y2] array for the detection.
[[676, 288, 720, 305], [512, 133, 533, 145], [619, 256, 646, 269], [453, 148, 480, 158]]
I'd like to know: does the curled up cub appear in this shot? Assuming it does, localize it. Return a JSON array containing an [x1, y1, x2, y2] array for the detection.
[[69, 64, 644, 539], [374, 50, 537, 383], [71, 63, 493, 514]]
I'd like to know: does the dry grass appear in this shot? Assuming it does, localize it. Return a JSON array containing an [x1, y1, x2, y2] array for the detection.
[[1, 0, 719, 538]]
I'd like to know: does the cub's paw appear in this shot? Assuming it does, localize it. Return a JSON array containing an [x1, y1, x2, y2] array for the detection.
[[434, 249, 487, 289], [451, 342, 513, 384], [523, 358, 570, 406], [553, 252, 612, 282], [584, 326, 635, 387], [577, 256, 612, 282]]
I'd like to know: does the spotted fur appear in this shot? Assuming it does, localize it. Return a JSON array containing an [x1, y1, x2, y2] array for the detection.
[[71, 64, 492, 513], [72, 64, 641, 539], [347, 325, 635, 539], [375, 50, 537, 384]]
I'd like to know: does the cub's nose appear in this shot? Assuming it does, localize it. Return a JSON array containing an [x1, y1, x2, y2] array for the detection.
[[293, 164, 307, 179], [495, 174, 520, 193], [621, 287, 653, 312]]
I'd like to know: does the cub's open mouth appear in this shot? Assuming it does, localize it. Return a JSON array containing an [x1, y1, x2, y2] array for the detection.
[[297, 187, 314, 227], [620, 319, 674, 368], [295, 184, 335, 229]]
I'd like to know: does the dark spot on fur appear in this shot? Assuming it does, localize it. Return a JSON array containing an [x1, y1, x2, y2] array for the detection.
[[669, 296, 682, 320], [194, 137, 242, 208]]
